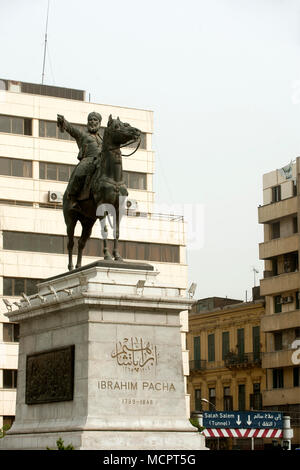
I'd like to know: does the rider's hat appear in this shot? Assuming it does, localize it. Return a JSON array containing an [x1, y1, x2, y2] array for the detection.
[[88, 111, 102, 123]]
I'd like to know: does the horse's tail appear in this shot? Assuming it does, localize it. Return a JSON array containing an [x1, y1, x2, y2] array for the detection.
[[106, 213, 114, 229]]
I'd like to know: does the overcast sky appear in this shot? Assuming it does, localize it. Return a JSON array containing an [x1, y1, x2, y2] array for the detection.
[[1, 0, 300, 300]]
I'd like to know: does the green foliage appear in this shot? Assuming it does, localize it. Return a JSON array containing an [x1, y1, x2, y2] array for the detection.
[[189, 418, 205, 432], [0, 424, 11, 439], [47, 437, 74, 450]]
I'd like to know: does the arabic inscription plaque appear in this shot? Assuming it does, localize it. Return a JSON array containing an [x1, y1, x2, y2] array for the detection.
[[111, 337, 159, 372]]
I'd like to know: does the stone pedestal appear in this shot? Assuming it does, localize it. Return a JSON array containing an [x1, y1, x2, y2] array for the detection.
[[0, 261, 207, 450]]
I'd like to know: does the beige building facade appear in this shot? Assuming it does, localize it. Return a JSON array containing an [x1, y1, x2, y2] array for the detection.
[[258, 158, 300, 447], [0, 79, 190, 429], [187, 297, 267, 450]]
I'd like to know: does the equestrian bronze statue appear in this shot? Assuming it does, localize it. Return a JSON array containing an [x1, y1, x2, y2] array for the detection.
[[57, 113, 141, 270]]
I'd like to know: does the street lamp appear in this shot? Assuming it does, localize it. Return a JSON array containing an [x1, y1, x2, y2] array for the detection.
[[190, 400, 217, 434], [200, 398, 216, 410], [191, 399, 218, 450]]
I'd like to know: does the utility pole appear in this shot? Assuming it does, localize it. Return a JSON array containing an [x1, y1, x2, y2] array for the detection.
[[42, 0, 50, 84], [252, 267, 259, 287]]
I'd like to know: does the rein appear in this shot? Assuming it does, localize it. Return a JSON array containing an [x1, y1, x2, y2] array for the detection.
[[120, 137, 141, 157], [103, 137, 141, 157]]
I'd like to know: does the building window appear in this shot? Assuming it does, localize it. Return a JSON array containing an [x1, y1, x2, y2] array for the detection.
[[250, 383, 262, 410], [238, 384, 246, 410], [296, 292, 300, 310], [271, 222, 280, 239], [272, 258, 278, 276], [293, 217, 298, 234], [21, 82, 85, 100], [208, 388, 216, 410], [274, 332, 283, 351], [3, 323, 19, 342], [272, 185, 281, 203], [274, 295, 282, 313], [0, 157, 32, 178], [272, 369, 284, 389], [39, 163, 147, 188], [293, 181, 297, 196], [193, 336, 201, 368], [0, 115, 32, 135], [252, 326, 260, 361], [195, 389, 202, 411], [123, 171, 147, 190], [237, 328, 245, 359], [293, 367, 300, 387], [3, 277, 41, 296], [222, 331, 230, 360], [39, 120, 147, 149], [39, 120, 86, 141], [2, 231, 180, 264], [208, 334, 215, 362], [223, 387, 233, 411], [283, 252, 299, 273], [39, 162, 75, 182], [2, 369, 18, 389]]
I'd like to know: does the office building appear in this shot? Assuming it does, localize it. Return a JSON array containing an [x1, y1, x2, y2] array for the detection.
[[258, 158, 300, 447], [0, 78, 189, 429]]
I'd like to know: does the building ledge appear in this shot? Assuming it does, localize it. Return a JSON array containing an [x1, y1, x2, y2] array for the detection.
[[259, 233, 299, 260], [261, 309, 300, 332], [262, 387, 300, 406], [258, 197, 298, 224], [260, 271, 300, 296], [262, 349, 295, 369]]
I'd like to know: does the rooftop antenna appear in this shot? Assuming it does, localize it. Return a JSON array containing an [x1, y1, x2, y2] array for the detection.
[[41, 0, 50, 84], [252, 266, 259, 287]]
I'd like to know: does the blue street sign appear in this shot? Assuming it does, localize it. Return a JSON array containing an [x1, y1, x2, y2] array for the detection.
[[202, 411, 283, 429]]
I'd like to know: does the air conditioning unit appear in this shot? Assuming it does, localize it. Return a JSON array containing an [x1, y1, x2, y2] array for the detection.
[[126, 198, 138, 211], [48, 191, 63, 203], [282, 296, 294, 304]]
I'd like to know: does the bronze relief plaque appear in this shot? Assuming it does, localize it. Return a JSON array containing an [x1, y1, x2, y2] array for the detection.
[[25, 345, 75, 405]]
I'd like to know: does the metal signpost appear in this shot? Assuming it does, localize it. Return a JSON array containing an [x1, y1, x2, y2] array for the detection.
[[202, 411, 283, 450]]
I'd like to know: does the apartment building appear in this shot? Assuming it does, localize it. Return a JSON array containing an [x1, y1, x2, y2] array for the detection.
[[258, 158, 300, 447], [0, 79, 190, 429], [187, 295, 267, 450]]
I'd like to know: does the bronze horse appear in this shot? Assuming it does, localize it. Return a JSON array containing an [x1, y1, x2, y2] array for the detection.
[[63, 115, 141, 270]]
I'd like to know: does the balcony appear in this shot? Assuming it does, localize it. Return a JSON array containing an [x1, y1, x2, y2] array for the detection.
[[189, 353, 262, 372], [259, 234, 299, 260], [262, 349, 295, 369], [258, 197, 298, 224], [260, 271, 300, 296], [261, 310, 300, 332], [224, 352, 262, 369], [263, 387, 300, 406]]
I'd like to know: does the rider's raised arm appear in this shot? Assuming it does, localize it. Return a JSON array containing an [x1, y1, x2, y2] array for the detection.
[[57, 114, 83, 144]]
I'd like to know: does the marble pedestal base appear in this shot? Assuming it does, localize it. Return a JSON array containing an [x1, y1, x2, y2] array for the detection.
[[1, 430, 205, 450], [0, 261, 207, 450]]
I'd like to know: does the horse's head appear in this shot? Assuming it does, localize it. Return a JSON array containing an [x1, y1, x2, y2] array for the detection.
[[105, 115, 141, 147]]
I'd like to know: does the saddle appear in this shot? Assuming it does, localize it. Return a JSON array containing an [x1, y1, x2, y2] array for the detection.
[[77, 174, 93, 201]]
